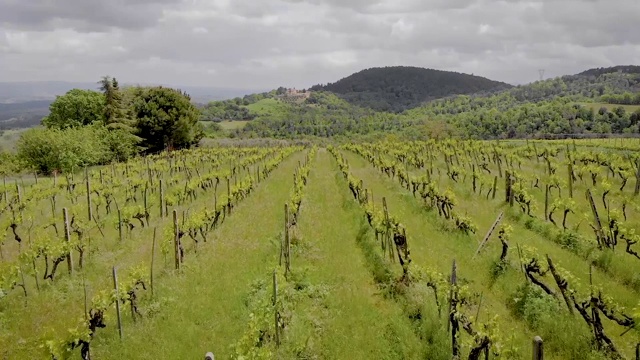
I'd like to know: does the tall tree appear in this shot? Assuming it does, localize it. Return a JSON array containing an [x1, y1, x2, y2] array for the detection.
[[99, 76, 124, 123]]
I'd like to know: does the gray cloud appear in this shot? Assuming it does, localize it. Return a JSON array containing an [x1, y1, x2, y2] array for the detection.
[[0, 0, 638, 90]]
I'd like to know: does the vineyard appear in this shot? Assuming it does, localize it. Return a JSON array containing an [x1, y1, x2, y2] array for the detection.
[[1, 139, 640, 359]]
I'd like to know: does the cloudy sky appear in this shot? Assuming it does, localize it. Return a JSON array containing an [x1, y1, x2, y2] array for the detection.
[[1, 0, 639, 90]]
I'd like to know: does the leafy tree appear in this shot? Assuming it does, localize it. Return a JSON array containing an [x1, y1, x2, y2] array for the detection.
[[42, 89, 105, 129], [130, 87, 203, 152]]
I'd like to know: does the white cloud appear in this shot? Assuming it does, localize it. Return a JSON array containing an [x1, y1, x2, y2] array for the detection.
[[0, 0, 638, 89]]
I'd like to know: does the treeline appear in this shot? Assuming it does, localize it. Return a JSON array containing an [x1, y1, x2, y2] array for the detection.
[[406, 95, 640, 139], [237, 91, 640, 140], [238, 92, 418, 138], [1, 77, 203, 175], [600, 92, 640, 105]]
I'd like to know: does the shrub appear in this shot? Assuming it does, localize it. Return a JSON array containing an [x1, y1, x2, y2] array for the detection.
[[17, 125, 137, 174]]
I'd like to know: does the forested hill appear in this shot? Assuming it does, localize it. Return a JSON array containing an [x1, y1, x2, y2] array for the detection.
[[577, 65, 640, 77], [310, 66, 511, 112]]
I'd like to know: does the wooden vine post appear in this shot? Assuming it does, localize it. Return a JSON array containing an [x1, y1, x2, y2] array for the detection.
[[284, 204, 291, 275], [532, 336, 543, 360], [544, 185, 550, 221], [273, 269, 280, 347], [227, 177, 231, 214], [173, 210, 181, 270], [586, 189, 605, 248], [382, 197, 392, 260], [2, 175, 7, 203], [151, 227, 157, 297], [504, 171, 512, 205], [492, 175, 498, 199], [546, 256, 574, 315], [473, 212, 503, 258], [63, 208, 74, 275], [159, 179, 165, 218], [112, 266, 123, 340], [117, 209, 123, 242], [449, 259, 460, 359], [85, 168, 92, 222], [14, 182, 22, 219], [635, 159, 640, 196], [567, 162, 574, 198]]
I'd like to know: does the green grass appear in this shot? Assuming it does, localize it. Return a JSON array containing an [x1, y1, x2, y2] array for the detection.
[[278, 150, 431, 359], [218, 120, 249, 130], [246, 98, 290, 117]]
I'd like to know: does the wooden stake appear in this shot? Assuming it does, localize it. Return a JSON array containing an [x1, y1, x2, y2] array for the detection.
[[532, 336, 543, 360], [82, 272, 88, 320], [63, 208, 74, 275], [544, 185, 550, 221], [448, 259, 458, 355], [85, 168, 92, 222], [504, 171, 511, 204], [151, 227, 157, 297], [16, 182, 23, 218], [159, 179, 165, 218], [568, 162, 574, 198], [634, 160, 640, 196], [227, 177, 231, 214], [2, 176, 7, 203], [492, 175, 498, 199], [473, 212, 504, 258], [117, 209, 123, 242], [173, 210, 180, 270], [113, 266, 123, 339], [273, 269, 280, 347]]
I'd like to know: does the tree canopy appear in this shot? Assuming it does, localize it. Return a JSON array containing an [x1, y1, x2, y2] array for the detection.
[[130, 86, 203, 152], [310, 66, 511, 112], [41, 89, 105, 129]]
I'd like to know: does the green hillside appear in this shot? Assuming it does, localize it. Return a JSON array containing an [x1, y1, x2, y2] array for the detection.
[[310, 66, 511, 112], [237, 66, 640, 139]]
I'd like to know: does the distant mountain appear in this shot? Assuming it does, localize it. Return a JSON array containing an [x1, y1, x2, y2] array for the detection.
[[310, 66, 512, 112]]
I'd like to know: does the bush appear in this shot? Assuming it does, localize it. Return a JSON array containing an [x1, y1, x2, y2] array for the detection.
[[0, 152, 20, 175], [510, 284, 559, 328], [17, 125, 137, 174]]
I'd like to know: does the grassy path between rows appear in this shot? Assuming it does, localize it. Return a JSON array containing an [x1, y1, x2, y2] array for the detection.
[[92, 152, 306, 359], [280, 149, 424, 359]]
